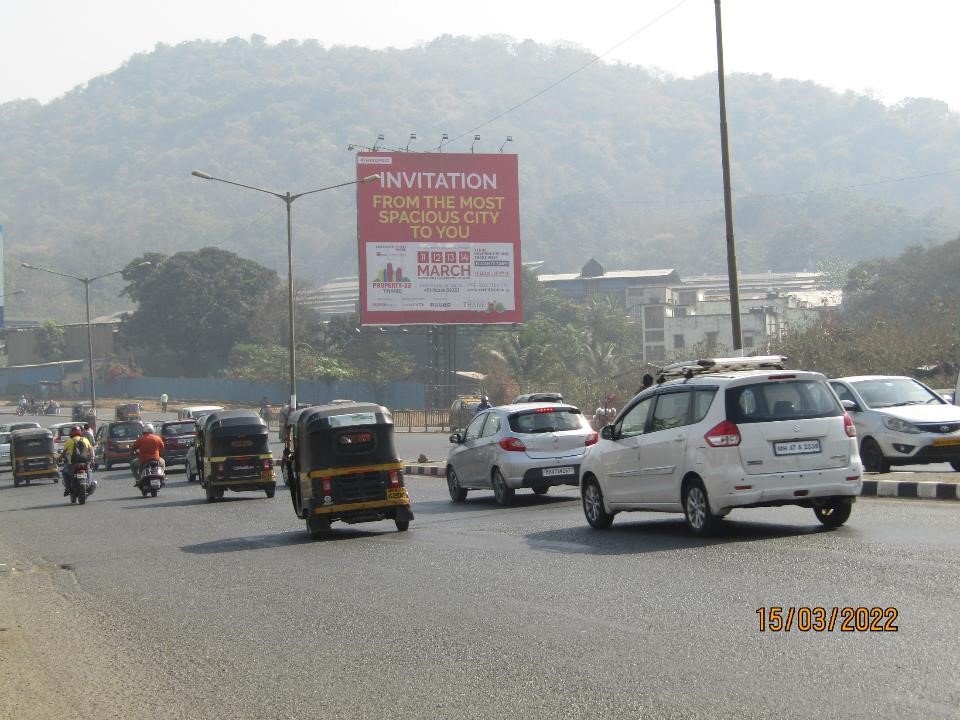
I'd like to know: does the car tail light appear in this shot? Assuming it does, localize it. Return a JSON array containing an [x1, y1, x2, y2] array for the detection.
[[498, 437, 527, 452], [261, 458, 272, 470], [388, 469, 402, 488], [705, 420, 741, 447], [534, 407, 556, 414], [843, 412, 856, 437], [216, 463, 225, 479], [584, 432, 598, 447], [766, 374, 796, 380]]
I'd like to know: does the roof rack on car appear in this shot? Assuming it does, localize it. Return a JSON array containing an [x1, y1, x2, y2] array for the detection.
[[656, 355, 788, 381]]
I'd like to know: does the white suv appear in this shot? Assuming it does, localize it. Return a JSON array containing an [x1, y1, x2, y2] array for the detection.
[[579, 356, 863, 535]]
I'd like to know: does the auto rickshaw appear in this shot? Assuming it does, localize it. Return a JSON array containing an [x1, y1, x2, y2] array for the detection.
[[289, 401, 414, 537], [115, 403, 142, 421], [195, 410, 275, 502], [10, 428, 59, 487]]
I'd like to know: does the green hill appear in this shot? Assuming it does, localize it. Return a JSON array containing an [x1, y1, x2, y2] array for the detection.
[[2, 34, 959, 321]]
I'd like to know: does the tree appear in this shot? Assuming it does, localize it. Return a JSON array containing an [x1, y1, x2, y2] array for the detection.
[[36, 320, 66, 362], [118, 247, 280, 376], [227, 343, 352, 383]]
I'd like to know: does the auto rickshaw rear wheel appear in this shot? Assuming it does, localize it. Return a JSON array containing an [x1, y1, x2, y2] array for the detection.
[[306, 515, 331, 538], [265, 487, 275, 499], [395, 519, 410, 532]]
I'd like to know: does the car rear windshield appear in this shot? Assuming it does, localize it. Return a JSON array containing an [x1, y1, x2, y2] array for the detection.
[[109, 423, 143, 439], [726, 379, 841, 424], [508, 408, 585, 433], [163, 422, 196, 436]]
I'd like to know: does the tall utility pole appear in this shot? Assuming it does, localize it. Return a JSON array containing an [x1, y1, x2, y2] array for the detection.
[[714, 0, 743, 353]]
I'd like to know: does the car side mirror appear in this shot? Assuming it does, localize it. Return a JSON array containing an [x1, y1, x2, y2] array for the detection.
[[601, 425, 616, 440], [449, 433, 463, 444], [840, 399, 859, 412]]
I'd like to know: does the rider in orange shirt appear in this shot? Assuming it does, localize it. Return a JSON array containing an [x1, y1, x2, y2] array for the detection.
[[131, 423, 166, 485]]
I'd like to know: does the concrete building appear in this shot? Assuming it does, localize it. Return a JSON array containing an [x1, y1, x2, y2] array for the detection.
[[3, 322, 116, 366], [538, 259, 840, 364]]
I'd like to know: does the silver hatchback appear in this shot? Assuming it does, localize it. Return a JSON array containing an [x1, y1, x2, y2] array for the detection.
[[446, 403, 597, 505]]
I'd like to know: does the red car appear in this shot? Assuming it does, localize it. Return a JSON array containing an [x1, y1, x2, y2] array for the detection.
[[160, 419, 197, 467], [94, 420, 144, 469]]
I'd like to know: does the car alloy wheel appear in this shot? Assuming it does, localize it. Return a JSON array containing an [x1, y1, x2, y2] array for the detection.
[[683, 480, 719, 535], [491, 468, 514, 506], [860, 438, 890, 474], [582, 479, 613, 529], [447, 467, 467, 502]]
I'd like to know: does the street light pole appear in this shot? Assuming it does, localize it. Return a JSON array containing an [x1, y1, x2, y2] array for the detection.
[[191, 170, 380, 410], [20, 261, 150, 417]]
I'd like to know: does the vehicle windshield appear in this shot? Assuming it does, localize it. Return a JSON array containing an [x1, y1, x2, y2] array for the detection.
[[852, 378, 943, 408], [726, 379, 842, 423], [509, 408, 585, 433], [0, 433, 10, 444], [163, 422, 196, 436]]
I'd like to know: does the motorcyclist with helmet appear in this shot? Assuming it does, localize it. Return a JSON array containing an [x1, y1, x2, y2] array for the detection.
[[59, 426, 95, 496], [131, 423, 165, 486]]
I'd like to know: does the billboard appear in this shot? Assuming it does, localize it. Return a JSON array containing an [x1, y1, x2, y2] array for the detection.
[[356, 152, 522, 325]]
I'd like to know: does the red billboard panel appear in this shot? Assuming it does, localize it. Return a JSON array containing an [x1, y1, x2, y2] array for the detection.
[[356, 152, 522, 325]]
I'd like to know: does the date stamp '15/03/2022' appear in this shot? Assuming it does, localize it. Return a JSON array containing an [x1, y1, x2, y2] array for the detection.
[[757, 606, 898, 632]]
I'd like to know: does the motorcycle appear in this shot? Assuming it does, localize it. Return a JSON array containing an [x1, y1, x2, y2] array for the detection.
[[136, 459, 166, 498], [65, 462, 96, 505]]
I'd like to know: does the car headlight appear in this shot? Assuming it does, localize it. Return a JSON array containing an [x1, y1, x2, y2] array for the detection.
[[882, 415, 921, 434]]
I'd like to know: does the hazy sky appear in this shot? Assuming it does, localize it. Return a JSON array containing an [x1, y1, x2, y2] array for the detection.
[[2, 0, 958, 112]]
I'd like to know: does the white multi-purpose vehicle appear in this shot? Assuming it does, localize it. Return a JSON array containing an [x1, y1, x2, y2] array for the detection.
[[579, 356, 863, 535]]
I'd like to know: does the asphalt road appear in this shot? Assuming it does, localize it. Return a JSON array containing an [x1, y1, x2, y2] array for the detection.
[[1, 431, 958, 720]]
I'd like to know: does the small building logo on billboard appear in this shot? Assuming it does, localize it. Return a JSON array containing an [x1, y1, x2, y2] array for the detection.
[[358, 156, 393, 165]]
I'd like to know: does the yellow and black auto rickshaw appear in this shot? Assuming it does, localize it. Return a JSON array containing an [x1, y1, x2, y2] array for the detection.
[[289, 401, 414, 537], [195, 410, 275, 502], [11, 428, 59, 487], [114, 403, 142, 421]]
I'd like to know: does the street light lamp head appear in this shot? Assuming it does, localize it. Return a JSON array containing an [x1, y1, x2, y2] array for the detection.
[[499, 136, 513, 153], [471, 134, 481, 153], [192, 170, 213, 180]]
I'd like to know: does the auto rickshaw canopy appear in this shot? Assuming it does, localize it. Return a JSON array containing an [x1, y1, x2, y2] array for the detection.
[[10, 427, 56, 455], [294, 401, 398, 471]]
